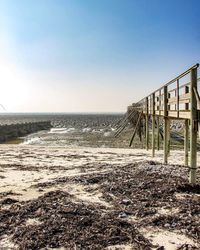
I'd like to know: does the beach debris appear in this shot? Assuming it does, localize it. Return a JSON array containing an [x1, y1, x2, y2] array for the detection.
[[118, 212, 128, 218], [0, 156, 199, 249], [121, 199, 131, 205], [177, 243, 199, 249], [41, 161, 199, 243], [0, 191, 152, 249], [1, 198, 18, 205]]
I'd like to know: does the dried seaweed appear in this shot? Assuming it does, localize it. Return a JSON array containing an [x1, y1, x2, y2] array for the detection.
[[0, 191, 152, 250]]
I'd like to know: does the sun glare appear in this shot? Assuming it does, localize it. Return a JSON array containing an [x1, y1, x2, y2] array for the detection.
[[0, 58, 30, 112]]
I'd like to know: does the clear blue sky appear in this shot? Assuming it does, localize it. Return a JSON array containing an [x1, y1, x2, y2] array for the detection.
[[0, 0, 199, 112]]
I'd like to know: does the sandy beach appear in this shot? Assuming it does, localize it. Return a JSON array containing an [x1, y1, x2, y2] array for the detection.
[[1, 0, 199, 248], [0, 145, 199, 249]]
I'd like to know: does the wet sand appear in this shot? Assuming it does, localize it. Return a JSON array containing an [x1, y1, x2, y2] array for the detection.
[[0, 145, 199, 249]]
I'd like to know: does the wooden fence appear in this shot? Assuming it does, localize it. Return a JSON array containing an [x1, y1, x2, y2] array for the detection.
[[129, 63, 199, 184]]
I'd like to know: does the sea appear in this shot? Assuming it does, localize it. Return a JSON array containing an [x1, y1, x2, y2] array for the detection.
[[0, 113, 125, 148]]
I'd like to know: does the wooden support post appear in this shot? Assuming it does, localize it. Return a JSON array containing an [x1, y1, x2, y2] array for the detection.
[[189, 68, 198, 184], [145, 97, 149, 150], [184, 119, 189, 167], [157, 116, 160, 150], [177, 79, 179, 118], [168, 119, 171, 156], [168, 92, 171, 111], [159, 90, 161, 116], [164, 86, 170, 164], [164, 120, 170, 164], [129, 113, 142, 147], [152, 93, 155, 157], [166, 119, 170, 155]]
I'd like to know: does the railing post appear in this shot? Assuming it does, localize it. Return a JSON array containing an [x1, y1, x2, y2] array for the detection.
[[157, 89, 161, 150], [176, 79, 179, 118], [184, 119, 189, 166], [185, 86, 189, 110], [159, 90, 161, 116], [152, 93, 155, 157], [164, 86, 170, 164], [145, 97, 149, 150], [189, 68, 198, 184]]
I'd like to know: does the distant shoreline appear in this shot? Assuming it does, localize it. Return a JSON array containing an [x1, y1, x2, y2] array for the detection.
[[0, 112, 124, 115]]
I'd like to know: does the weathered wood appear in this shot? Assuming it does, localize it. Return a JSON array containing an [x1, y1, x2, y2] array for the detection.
[[156, 116, 160, 150], [168, 96, 178, 104], [155, 111, 164, 116], [159, 90, 161, 116], [115, 110, 136, 137], [138, 115, 142, 142], [168, 93, 190, 105], [152, 94, 155, 157], [185, 86, 189, 110], [163, 86, 169, 164], [167, 119, 170, 156], [193, 87, 200, 139], [145, 97, 149, 150], [129, 112, 142, 147], [193, 86, 200, 109], [176, 79, 179, 118], [184, 119, 189, 166], [127, 64, 199, 183], [167, 111, 190, 119], [189, 68, 198, 184]]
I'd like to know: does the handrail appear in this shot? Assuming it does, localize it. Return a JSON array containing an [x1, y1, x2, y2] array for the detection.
[[138, 64, 199, 104], [167, 77, 200, 94]]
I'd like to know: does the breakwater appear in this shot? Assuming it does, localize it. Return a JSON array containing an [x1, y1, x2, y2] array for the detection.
[[0, 121, 52, 143]]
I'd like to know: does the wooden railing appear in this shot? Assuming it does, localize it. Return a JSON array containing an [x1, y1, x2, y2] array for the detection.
[[129, 64, 199, 184], [137, 64, 199, 119]]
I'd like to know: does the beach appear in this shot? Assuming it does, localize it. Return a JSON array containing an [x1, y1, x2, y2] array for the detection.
[[1, 0, 200, 249], [0, 145, 199, 249]]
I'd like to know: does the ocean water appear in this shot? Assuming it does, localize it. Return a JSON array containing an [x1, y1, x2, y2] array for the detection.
[[0, 113, 125, 148]]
